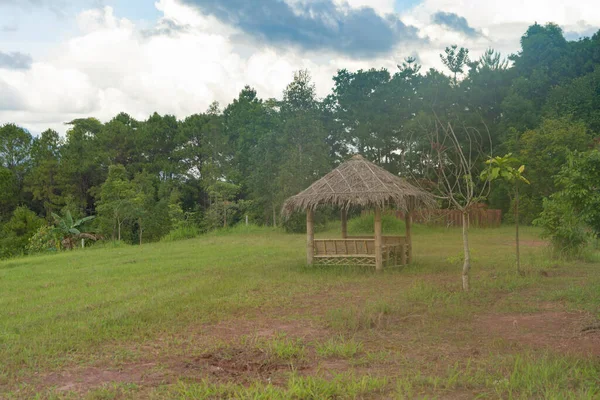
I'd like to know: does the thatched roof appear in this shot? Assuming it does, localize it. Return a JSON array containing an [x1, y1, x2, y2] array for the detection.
[[282, 155, 437, 217]]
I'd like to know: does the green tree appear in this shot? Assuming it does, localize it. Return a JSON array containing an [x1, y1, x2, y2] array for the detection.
[[535, 195, 588, 257], [60, 118, 106, 212], [0, 123, 32, 207], [130, 171, 161, 245], [0, 206, 44, 258], [277, 70, 331, 206], [25, 129, 63, 216], [534, 150, 600, 257], [482, 154, 530, 273], [0, 167, 19, 220], [96, 113, 139, 168], [223, 88, 274, 187], [478, 48, 509, 71], [96, 165, 136, 241], [544, 66, 600, 133], [138, 113, 180, 180], [554, 151, 600, 238], [440, 45, 470, 83], [516, 118, 591, 219], [205, 181, 240, 229]]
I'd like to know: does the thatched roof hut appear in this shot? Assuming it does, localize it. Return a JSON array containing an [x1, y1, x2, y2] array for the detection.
[[283, 154, 436, 271], [282, 154, 436, 217]]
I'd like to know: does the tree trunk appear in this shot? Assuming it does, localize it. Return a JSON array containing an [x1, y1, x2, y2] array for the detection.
[[139, 218, 143, 246], [272, 204, 277, 227], [515, 182, 521, 275], [462, 211, 471, 291], [118, 219, 122, 241]]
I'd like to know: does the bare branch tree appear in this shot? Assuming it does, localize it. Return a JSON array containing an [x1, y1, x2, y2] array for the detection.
[[408, 113, 492, 291]]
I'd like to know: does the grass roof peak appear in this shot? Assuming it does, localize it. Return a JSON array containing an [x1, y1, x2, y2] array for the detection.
[[282, 154, 437, 217]]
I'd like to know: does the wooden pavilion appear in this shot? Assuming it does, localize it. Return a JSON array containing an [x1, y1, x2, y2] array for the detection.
[[282, 155, 436, 270]]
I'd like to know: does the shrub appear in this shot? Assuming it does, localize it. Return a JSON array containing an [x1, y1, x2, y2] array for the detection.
[[161, 225, 201, 242], [282, 210, 329, 233], [534, 196, 589, 258], [348, 212, 406, 235], [27, 225, 60, 254], [0, 206, 45, 259]]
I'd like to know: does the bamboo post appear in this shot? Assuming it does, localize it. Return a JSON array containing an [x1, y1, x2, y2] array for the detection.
[[307, 209, 314, 265], [400, 243, 406, 265], [341, 208, 348, 239], [405, 210, 412, 264], [374, 207, 383, 271]]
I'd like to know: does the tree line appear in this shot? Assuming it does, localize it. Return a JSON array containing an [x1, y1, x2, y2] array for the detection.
[[1, 22, 600, 258]]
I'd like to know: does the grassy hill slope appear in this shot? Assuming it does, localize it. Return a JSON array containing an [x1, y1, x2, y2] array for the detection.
[[1, 221, 600, 398]]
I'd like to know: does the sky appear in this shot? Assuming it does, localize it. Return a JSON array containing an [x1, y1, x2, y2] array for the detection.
[[0, 0, 599, 134]]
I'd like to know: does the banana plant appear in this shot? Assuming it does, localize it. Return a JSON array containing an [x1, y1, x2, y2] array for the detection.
[[51, 211, 99, 250]]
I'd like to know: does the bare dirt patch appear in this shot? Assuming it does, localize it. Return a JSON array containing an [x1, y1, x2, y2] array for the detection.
[[177, 347, 298, 385], [476, 311, 600, 356], [43, 363, 167, 393], [39, 316, 331, 394], [201, 314, 330, 343]]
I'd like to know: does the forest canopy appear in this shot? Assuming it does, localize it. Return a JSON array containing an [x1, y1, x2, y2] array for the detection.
[[1, 22, 600, 257]]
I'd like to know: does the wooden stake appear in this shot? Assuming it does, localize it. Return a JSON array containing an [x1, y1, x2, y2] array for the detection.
[[374, 207, 383, 271], [307, 209, 314, 265], [405, 210, 412, 264], [341, 208, 348, 239]]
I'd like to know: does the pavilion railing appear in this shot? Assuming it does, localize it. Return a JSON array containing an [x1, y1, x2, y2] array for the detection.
[[313, 236, 408, 267]]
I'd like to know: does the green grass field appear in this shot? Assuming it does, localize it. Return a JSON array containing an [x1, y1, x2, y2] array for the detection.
[[1, 218, 600, 399]]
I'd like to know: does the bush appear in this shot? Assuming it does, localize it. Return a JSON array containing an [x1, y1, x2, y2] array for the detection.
[[348, 212, 406, 235], [27, 225, 60, 254], [0, 206, 45, 259], [283, 210, 329, 233], [534, 196, 589, 258], [161, 225, 201, 242]]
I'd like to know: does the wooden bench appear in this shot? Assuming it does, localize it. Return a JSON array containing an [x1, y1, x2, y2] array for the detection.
[[313, 236, 408, 267]]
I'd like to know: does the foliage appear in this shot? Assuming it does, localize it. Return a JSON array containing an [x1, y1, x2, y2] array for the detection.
[[0, 206, 44, 259], [553, 150, 600, 238], [347, 212, 406, 235], [27, 224, 60, 254], [0, 166, 19, 217], [282, 209, 330, 233], [481, 153, 529, 185], [516, 118, 591, 215], [440, 45, 470, 82], [534, 150, 600, 257], [51, 210, 97, 250], [161, 225, 202, 242], [2, 23, 600, 258], [534, 195, 589, 257]]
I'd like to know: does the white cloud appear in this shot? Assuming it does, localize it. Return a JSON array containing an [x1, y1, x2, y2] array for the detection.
[[1, 0, 599, 134], [334, 0, 396, 14], [410, 0, 600, 27], [0, 0, 411, 134], [397, 0, 599, 77]]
